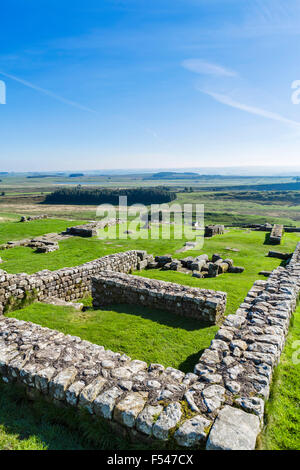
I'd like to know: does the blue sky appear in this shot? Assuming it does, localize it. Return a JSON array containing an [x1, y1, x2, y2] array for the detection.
[[1, 0, 300, 171]]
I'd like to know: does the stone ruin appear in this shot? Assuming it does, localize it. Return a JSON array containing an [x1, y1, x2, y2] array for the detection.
[[0, 233, 65, 253], [269, 224, 284, 245], [244, 223, 273, 231], [267, 250, 291, 261], [244, 223, 300, 233], [0, 218, 123, 255], [0, 241, 299, 449], [0, 250, 147, 315], [147, 254, 244, 278], [242, 223, 284, 245], [92, 272, 227, 325], [65, 219, 123, 237], [20, 215, 48, 222]]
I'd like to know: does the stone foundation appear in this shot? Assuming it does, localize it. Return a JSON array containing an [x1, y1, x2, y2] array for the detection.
[[204, 225, 225, 238], [92, 272, 227, 325], [20, 215, 48, 222], [0, 243, 299, 449], [65, 219, 123, 237], [269, 224, 283, 244], [0, 250, 149, 315]]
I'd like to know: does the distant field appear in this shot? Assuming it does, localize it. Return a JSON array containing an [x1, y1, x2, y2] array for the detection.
[[0, 173, 300, 225], [0, 218, 87, 245], [176, 192, 300, 224], [0, 173, 296, 190]]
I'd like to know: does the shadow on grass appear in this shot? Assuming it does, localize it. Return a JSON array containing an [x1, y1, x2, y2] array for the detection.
[[178, 348, 206, 372], [94, 303, 212, 332]]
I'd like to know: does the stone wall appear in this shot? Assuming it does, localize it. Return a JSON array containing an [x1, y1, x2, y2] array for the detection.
[[204, 225, 225, 238], [92, 272, 227, 325], [65, 219, 123, 237], [196, 241, 300, 449], [269, 224, 284, 244], [0, 250, 147, 315], [0, 243, 299, 449]]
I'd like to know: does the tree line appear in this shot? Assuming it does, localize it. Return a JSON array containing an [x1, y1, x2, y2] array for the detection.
[[44, 187, 176, 205]]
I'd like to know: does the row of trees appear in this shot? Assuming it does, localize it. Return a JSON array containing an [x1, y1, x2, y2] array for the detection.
[[44, 187, 176, 205]]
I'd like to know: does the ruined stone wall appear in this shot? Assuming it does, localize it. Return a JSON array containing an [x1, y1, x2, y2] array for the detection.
[[269, 224, 284, 244], [92, 272, 227, 325], [204, 225, 225, 238], [196, 241, 300, 449], [0, 250, 147, 315], [20, 215, 48, 222], [0, 243, 299, 449]]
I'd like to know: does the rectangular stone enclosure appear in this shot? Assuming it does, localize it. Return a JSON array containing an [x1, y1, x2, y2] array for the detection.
[[92, 272, 227, 325]]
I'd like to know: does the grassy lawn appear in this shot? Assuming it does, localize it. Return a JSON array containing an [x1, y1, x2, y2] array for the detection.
[[0, 222, 194, 274], [0, 218, 87, 245], [259, 303, 300, 450]]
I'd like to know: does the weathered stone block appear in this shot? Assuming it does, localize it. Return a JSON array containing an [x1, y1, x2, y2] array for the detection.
[[206, 405, 260, 450], [152, 402, 182, 441], [114, 392, 148, 428], [175, 415, 211, 447]]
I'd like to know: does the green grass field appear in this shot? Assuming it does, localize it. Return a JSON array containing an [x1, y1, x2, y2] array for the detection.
[[0, 215, 299, 450]]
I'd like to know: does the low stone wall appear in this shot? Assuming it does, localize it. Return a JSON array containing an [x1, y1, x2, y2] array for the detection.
[[269, 224, 284, 244], [0, 243, 299, 449], [0, 316, 212, 447], [204, 225, 225, 238], [267, 250, 291, 261], [195, 241, 300, 449], [20, 215, 48, 222], [0, 244, 299, 449], [283, 226, 300, 233], [65, 219, 123, 237], [0, 250, 147, 315], [243, 223, 273, 231], [92, 272, 227, 325]]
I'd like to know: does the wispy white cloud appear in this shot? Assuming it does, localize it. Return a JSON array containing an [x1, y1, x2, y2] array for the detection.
[[201, 89, 300, 128], [182, 59, 238, 77], [0, 70, 97, 113]]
